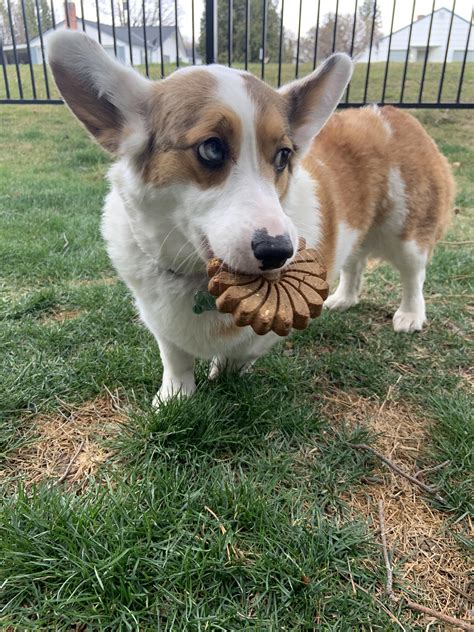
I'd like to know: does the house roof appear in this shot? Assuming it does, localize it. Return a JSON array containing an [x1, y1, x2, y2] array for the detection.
[[379, 7, 472, 42], [83, 20, 178, 49], [28, 19, 181, 50]]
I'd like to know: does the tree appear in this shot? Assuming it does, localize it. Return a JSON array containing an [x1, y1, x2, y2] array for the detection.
[[98, 0, 178, 28], [1, 0, 52, 45], [198, 0, 292, 64], [299, 0, 382, 64]]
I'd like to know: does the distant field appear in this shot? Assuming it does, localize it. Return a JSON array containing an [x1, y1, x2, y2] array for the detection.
[[2, 59, 473, 104]]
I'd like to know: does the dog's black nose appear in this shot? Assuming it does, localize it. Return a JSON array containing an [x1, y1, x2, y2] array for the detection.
[[251, 229, 294, 270]]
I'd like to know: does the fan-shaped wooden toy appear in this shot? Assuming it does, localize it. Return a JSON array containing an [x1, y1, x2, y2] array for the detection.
[[207, 239, 329, 337]]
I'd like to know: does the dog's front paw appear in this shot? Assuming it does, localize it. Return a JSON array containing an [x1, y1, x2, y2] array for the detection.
[[208, 357, 255, 380], [325, 293, 359, 312], [392, 309, 426, 333], [152, 379, 196, 409]]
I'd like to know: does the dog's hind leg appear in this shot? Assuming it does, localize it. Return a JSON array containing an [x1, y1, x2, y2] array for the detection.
[[152, 338, 196, 408], [325, 249, 368, 312], [390, 240, 428, 333]]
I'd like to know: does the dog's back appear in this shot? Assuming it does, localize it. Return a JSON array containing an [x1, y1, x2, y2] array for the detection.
[[311, 105, 455, 332], [303, 105, 455, 276]]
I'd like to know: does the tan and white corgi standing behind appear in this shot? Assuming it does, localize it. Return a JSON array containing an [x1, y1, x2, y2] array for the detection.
[[48, 31, 455, 406]]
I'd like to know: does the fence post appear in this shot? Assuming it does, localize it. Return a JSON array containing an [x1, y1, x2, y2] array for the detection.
[[205, 0, 217, 64]]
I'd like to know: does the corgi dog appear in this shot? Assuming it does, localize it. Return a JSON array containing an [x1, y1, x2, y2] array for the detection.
[[48, 31, 454, 406]]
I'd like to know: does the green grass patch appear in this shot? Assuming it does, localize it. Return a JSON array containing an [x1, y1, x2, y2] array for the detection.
[[2, 60, 474, 104]]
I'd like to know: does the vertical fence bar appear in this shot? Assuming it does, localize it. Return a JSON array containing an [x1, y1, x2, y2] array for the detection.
[[111, 0, 117, 57], [400, 0, 416, 102], [126, 0, 133, 65], [345, 0, 358, 103], [95, 0, 102, 43], [381, 0, 396, 103], [437, 0, 456, 102], [158, 0, 165, 75], [362, 0, 377, 103], [260, 0, 267, 79], [142, 0, 149, 76], [1, 41, 11, 99], [312, 0, 321, 70], [277, 0, 284, 87], [79, 0, 86, 30], [244, 0, 249, 70], [205, 0, 217, 64], [418, 0, 435, 102], [227, 0, 233, 66], [20, 0, 37, 98], [6, 0, 23, 98], [332, 0, 339, 53], [64, 0, 70, 26], [174, 0, 179, 67], [34, 0, 51, 98], [191, 0, 196, 64], [295, 0, 302, 78], [456, 11, 473, 103], [50, 0, 56, 27]]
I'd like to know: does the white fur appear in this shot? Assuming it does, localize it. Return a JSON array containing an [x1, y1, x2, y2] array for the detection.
[[326, 168, 429, 332]]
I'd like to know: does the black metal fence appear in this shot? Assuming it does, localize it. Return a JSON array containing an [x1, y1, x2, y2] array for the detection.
[[1, 0, 473, 107]]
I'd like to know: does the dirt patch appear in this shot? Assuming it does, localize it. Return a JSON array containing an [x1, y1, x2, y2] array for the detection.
[[322, 387, 473, 628], [1, 392, 127, 489], [43, 309, 84, 324]]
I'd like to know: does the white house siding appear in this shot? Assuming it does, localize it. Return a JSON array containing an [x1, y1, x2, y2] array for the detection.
[[29, 24, 141, 67], [162, 36, 187, 64], [359, 9, 474, 63], [27, 23, 188, 67]]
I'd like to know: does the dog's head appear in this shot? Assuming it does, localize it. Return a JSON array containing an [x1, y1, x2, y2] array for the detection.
[[48, 32, 352, 274]]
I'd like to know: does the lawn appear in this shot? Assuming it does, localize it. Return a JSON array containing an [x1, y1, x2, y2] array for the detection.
[[2, 59, 474, 104], [0, 100, 473, 629]]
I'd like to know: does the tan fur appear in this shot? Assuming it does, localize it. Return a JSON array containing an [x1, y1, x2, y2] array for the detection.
[[245, 75, 294, 199], [139, 70, 243, 189], [50, 61, 124, 153], [303, 106, 455, 273]]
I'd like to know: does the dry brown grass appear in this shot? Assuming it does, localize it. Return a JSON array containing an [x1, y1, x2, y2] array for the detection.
[[43, 309, 84, 324], [322, 386, 473, 629], [1, 391, 127, 490]]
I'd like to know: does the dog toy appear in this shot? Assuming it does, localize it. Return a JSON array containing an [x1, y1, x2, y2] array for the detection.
[[206, 239, 329, 336]]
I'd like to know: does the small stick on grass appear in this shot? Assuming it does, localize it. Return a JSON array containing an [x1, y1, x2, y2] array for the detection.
[[405, 600, 474, 631], [414, 460, 450, 479], [350, 444, 446, 504], [56, 438, 85, 485], [378, 500, 395, 600]]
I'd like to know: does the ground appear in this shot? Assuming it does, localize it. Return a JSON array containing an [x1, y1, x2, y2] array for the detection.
[[0, 94, 473, 629]]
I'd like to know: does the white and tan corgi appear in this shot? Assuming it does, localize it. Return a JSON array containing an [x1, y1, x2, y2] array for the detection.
[[48, 32, 455, 406]]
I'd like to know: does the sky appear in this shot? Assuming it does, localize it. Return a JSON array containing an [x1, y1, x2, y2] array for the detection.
[[180, 0, 473, 42]]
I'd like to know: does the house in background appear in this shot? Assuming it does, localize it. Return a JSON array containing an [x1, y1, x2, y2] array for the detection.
[[359, 7, 473, 63], [2, 2, 192, 66]]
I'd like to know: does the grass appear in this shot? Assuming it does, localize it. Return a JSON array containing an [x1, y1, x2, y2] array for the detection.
[[1, 102, 473, 629], [2, 59, 474, 104]]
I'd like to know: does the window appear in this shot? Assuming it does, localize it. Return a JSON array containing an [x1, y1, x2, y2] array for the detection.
[[117, 46, 126, 63], [452, 50, 474, 62], [389, 50, 407, 62]]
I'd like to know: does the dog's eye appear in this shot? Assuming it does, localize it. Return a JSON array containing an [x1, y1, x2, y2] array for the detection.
[[274, 148, 291, 172], [197, 138, 225, 167]]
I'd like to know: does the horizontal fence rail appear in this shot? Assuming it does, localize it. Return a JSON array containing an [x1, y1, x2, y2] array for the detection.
[[0, 0, 473, 107]]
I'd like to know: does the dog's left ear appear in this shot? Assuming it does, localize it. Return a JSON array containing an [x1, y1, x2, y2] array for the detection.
[[279, 53, 353, 155]]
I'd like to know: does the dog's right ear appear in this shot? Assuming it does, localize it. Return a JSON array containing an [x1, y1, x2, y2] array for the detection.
[[48, 31, 152, 154]]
